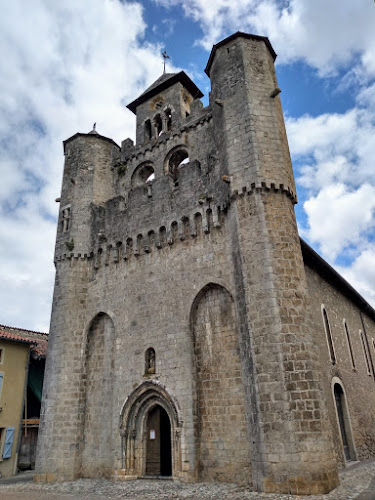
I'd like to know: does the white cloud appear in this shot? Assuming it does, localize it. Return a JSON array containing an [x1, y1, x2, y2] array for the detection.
[[336, 247, 375, 308], [286, 89, 375, 307], [287, 107, 375, 191], [154, 0, 375, 80], [0, 0, 174, 330], [1, 0, 375, 329], [303, 184, 375, 260]]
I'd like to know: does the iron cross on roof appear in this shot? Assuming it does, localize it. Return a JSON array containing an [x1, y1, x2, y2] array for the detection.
[[162, 50, 170, 74]]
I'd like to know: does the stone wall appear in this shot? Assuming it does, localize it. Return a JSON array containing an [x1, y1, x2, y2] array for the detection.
[[305, 263, 375, 465]]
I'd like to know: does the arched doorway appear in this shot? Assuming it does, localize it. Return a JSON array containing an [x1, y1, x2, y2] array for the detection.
[[145, 405, 172, 476], [119, 380, 182, 478], [333, 382, 356, 462]]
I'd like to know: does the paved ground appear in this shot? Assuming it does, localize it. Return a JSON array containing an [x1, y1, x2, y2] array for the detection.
[[1, 460, 375, 500]]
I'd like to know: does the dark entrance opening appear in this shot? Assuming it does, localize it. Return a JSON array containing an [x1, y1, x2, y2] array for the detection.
[[334, 383, 354, 461], [146, 405, 172, 476]]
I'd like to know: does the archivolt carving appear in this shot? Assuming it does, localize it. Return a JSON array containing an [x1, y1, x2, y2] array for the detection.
[[119, 380, 183, 477]]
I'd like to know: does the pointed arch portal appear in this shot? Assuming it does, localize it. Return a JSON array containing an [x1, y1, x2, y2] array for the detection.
[[119, 380, 182, 478], [332, 381, 357, 462]]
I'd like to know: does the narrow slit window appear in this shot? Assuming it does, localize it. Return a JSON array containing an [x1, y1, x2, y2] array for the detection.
[[344, 321, 355, 369], [165, 109, 172, 131], [154, 114, 163, 137], [360, 330, 371, 375], [144, 119, 152, 141], [322, 307, 336, 365]]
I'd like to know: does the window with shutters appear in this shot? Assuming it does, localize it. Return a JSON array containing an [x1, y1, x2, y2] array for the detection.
[[2, 427, 15, 459]]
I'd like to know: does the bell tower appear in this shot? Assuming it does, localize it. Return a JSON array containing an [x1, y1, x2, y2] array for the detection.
[[127, 71, 203, 146]]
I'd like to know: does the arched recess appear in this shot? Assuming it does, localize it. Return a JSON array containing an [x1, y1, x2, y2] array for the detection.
[[190, 283, 251, 483], [131, 162, 155, 187], [331, 377, 357, 462], [119, 380, 183, 478], [81, 312, 115, 477]]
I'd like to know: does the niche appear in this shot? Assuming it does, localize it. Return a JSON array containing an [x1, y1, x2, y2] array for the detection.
[[145, 347, 156, 375]]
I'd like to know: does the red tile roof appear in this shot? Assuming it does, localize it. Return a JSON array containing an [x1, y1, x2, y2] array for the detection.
[[0, 324, 48, 336], [32, 339, 48, 357], [0, 330, 36, 344], [0, 325, 48, 358]]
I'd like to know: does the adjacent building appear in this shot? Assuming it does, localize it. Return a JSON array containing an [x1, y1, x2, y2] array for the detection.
[[0, 326, 47, 477]]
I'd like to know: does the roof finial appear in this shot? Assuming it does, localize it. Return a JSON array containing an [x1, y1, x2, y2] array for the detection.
[[88, 122, 98, 135], [162, 50, 170, 74]]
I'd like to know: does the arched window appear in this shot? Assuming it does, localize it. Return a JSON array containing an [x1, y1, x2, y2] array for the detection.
[[322, 306, 336, 365], [165, 108, 172, 131], [144, 119, 152, 141], [344, 320, 355, 369], [154, 114, 163, 137], [166, 147, 189, 183], [145, 347, 156, 374], [131, 163, 155, 187]]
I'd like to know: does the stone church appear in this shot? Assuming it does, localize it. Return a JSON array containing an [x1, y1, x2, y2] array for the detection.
[[35, 32, 375, 494]]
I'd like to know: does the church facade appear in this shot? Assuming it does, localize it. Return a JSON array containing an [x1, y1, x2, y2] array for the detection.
[[35, 32, 375, 494]]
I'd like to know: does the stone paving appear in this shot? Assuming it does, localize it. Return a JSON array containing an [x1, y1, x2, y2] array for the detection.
[[1, 460, 375, 500]]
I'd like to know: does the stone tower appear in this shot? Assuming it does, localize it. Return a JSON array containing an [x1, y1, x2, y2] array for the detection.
[[36, 32, 339, 494]]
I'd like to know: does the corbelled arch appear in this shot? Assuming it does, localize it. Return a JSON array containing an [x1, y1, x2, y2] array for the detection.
[[119, 380, 183, 478]]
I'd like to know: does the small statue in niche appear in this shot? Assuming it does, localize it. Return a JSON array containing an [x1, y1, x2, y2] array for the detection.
[[145, 348, 156, 374]]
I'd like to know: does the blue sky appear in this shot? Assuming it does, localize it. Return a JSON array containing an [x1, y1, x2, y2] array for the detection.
[[0, 0, 374, 331]]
